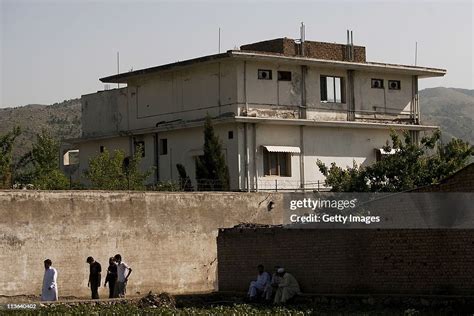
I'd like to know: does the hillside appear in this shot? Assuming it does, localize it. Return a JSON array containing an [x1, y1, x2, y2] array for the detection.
[[0, 87, 472, 159], [0, 99, 81, 157], [420, 87, 474, 144]]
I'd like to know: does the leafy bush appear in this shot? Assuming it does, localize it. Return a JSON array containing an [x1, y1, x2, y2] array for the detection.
[[317, 130, 474, 192], [84, 147, 153, 190]]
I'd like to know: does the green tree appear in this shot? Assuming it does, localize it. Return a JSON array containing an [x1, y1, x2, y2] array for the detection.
[[84, 147, 152, 190], [17, 130, 69, 190], [176, 163, 193, 191], [0, 126, 21, 188], [317, 130, 473, 192], [195, 115, 230, 191]]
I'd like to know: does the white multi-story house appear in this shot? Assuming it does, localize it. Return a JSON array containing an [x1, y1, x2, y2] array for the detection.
[[64, 37, 446, 191]]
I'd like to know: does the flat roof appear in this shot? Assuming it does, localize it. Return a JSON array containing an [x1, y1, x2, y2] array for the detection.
[[100, 50, 446, 83]]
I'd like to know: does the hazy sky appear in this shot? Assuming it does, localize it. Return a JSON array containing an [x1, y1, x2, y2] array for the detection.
[[1, 0, 472, 108]]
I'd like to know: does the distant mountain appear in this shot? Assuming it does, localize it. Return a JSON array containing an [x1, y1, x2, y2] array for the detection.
[[420, 87, 474, 144], [0, 87, 472, 159], [0, 99, 81, 158]]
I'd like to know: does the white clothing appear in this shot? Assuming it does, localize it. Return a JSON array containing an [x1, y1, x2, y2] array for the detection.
[[248, 271, 271, 298], [274, 273, 300, 304], [265, 273, 283, 300], [41, 267, 58, 301], [117, 262, 130, 282]]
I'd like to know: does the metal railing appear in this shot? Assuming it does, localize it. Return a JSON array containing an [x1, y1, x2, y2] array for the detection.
[[257, 179, 331, 192]]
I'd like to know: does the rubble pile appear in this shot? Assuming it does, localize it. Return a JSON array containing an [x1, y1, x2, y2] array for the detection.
[[137, 291, 176, 309]]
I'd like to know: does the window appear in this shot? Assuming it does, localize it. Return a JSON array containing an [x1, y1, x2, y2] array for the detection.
[[258, 69, 272, 80], [134, 140, 145, 157], [320, 76, 345, 103], [99, 146, 105, 153], [277, 71, 292, 81], [388, 80, 401, 90], [159, 139, 168, 155], [228, 131, 234, 139], [263, 149, 291, 177], [371, 79, 384, 89]]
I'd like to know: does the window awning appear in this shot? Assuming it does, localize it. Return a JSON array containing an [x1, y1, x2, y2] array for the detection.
[[263, 145, 301, 153], [376, 148, 398, 155]]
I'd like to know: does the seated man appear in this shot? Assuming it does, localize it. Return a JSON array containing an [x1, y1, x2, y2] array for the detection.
[[264, 265, 283, 301], [248, 264, 271, 301], [273, 268, 301, 304]]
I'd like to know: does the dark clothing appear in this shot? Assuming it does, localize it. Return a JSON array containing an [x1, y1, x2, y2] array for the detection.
[[105, 263, 118, 298], [91, 285, 99, 299], [89, 261, 102, 299]]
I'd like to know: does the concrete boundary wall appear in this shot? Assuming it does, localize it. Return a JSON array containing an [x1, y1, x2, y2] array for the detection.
[[0, 191, 283, 297]]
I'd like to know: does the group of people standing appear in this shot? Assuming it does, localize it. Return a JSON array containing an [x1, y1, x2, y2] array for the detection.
[[248, 265, 301, 304], [41, 254, 132, 301]]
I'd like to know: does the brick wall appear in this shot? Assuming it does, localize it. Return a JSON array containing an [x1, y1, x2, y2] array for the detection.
[[240, 38, 366, 63], [217, 228, 474, 295], [217, 164, 474, 295]]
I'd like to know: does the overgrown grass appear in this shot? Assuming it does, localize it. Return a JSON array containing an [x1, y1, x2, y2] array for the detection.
[[4, 304, 316, 316], [1, 303, 428, 316]]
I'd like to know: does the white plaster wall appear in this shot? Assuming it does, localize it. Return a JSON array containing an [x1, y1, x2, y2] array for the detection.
[[81, 88, 128, 137], [354, 72, 413, 114], [125, 62, 238, 131], [302, 127, 402, 185], [243, 61, 303, 107], [156, 123, 239, 190], [239, 123, 403, 190], [236, 60, 415, 122]]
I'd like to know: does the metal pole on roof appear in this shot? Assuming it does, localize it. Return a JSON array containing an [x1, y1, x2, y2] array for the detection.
[[346, 30, 350, 60], [300, 22, 305, 56], [350, 31, 354, 61], [218, 27, 221, 53], [117, 51, 120, 89], [415, 42, 418, 66]]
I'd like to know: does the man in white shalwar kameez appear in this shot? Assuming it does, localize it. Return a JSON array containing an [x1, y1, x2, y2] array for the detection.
[[273, 268, 300, 304], [41, 259, 58, 301], [265, 266, 283, 301], [248, 264, 271, 300]]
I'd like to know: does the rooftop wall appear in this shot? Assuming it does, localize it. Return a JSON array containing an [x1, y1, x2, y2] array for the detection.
[[81, 88, 128, 138], [240, 38, 366, 63]]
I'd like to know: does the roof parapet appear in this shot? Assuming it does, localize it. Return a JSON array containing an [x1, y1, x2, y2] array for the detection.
[[240, 37, 366, 63]]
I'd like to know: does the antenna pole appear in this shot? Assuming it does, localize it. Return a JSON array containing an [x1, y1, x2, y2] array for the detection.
[[415, 42, 418, 66], [300, 22, 305, 56], [117, 51, 120, 89], [218, 27, 221, 53]]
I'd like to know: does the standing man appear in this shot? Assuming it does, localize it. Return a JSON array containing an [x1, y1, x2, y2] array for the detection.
[[104, 257, 118, 298], [41, 259, 58, 301], [86, 256, 102, 299], [114, 254, 132, 298]]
